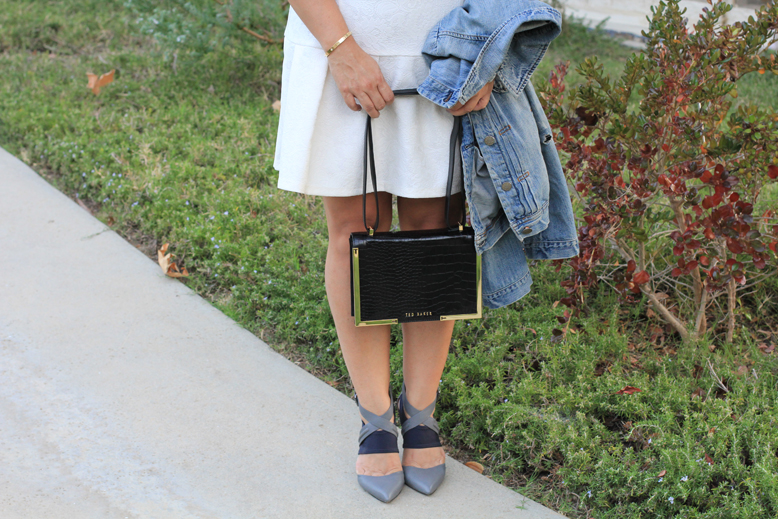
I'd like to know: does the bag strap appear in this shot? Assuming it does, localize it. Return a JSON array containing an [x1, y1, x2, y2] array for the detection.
[[362, 88, 465, 233]]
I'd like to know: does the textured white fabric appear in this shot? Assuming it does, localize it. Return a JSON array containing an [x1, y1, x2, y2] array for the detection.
[[273, 0, 465, 198]]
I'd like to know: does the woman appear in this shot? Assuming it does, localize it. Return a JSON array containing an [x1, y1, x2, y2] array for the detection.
[[273, 0, 494, 502]]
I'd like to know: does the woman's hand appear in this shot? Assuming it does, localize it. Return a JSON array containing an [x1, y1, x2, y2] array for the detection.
[[327, 37, 394, 119], [287, 0, 393, 118], [447, 80, 494, 116]]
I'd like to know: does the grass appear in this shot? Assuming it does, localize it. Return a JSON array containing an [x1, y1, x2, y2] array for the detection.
[[2, 1, 778, 517]]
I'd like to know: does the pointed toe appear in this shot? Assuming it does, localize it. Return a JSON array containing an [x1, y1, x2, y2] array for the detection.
[[358, 471, 405, 502], [403, 463, 446, 495]]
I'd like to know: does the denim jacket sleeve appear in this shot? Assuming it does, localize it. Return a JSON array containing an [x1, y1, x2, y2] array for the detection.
[[416, 0, 562, 108]]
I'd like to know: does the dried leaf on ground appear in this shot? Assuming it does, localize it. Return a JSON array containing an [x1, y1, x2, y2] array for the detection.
[[157, 242, 189, 278], [615, 385, 642, 395], [658, 469, 667, 477], [86, 69, 115, 95], [75, 197, 92, 214], [272, 99, 281, 111], [465, 461, 484, 473]]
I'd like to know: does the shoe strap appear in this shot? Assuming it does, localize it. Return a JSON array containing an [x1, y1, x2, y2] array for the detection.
[[357, 396, 399, 445], [400, 382, 440, 435]]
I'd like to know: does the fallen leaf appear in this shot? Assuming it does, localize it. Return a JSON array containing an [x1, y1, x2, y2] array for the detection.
[[75, 197, 92, 215], [691, 387, 706, 399], [86, 69, 115, 95], [272, 99, 281, 111], [708, 427, 716, 436], [615, 385, 642, 395], [705, 453, 714, 465], [658, 469, 667, 477], [465, 461, 484, 473], [157, 242, 189, 278]]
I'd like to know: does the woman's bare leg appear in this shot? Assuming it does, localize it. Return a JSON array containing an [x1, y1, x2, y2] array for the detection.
[[396, 192, 463, 469], [321, 192, 402, 477]]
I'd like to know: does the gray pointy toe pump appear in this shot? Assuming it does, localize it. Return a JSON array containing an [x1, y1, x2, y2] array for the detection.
[[397, 383, 446, 495], [354, 391, 405, 503]]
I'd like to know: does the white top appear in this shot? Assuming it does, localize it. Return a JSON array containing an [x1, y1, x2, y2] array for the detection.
[[273, 0, 464, 198]]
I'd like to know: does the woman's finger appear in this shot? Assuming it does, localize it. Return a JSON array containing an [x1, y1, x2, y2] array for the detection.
[[364, 81, 387, 113], [448, 94, 482, 116], [354, 91, 379, 118], [365, 91, 389, 116], [447, 80, 495, 115], [376, 81, 395, 108], [341, 92, 361, 112], [474, 95, 490, 110]]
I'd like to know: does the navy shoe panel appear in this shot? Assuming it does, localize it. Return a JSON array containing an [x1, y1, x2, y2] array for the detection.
[[359, 429, 400, 455], [401, 424, 442, 449]]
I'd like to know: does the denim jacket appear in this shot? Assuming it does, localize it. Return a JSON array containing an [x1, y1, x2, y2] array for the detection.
[[416, 0, 579, 309]]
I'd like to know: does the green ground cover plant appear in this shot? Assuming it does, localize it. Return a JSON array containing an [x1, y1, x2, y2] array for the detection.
[[1, 0, 777, 517]]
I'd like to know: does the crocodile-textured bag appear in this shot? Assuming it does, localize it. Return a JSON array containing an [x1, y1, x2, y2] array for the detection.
[[349, 89, 482, 326]]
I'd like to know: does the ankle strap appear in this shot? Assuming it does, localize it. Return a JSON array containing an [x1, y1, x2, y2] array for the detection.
[[400, 383, 440, 434], [357, 395, 399, 445]]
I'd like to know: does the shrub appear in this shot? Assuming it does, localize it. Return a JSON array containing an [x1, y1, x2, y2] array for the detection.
[[536, 0, 778, 343]]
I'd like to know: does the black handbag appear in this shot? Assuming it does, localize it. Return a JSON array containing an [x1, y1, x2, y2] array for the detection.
[[349, 89, 482, 326]]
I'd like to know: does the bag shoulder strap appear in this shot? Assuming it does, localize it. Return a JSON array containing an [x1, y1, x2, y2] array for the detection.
[[362, 89, 465, 232]]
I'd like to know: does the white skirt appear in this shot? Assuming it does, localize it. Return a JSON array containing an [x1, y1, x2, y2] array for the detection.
[[273, 0, 464, 198]]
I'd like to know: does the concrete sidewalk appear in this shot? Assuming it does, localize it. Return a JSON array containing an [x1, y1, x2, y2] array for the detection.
[[0, 145, 567, 519]]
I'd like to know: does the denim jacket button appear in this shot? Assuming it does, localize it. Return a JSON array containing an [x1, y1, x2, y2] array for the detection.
[[501, 181, 512, 191], [484, 136, 496, 146], [521, 226, 532, 234]]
